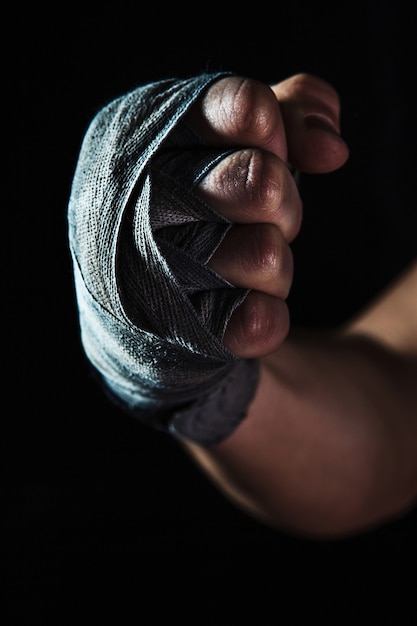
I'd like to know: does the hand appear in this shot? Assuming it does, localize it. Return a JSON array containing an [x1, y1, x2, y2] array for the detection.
[[185, 73, 349, 358]]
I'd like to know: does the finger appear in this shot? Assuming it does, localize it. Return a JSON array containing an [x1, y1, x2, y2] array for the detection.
[[208, 223, 293, 298], [186, 76, 288, 161], [223, 291, 290, 358], [197, 148, 302, 242], [271, 73, 349, 173]]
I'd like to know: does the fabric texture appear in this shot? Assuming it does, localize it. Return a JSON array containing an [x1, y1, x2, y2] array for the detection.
[[68, 73, 259, 445]]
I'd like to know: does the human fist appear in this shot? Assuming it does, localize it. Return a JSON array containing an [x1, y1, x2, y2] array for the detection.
[[186, 73, 349, 358]]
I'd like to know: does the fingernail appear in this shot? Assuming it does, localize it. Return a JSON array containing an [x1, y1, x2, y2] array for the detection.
[[305, 112, 341, 135]]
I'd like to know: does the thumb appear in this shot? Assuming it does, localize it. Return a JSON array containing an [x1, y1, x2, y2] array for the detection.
[[271, 73, 349, 174]]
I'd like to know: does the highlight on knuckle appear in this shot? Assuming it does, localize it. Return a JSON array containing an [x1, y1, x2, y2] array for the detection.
[[236, 149, 281, 214], [243, 300, 276, 346], [249, 225, 281, 278], [199, 147, 284, 220], [227, 77, 276, 141], [211, 149, 265, 205]]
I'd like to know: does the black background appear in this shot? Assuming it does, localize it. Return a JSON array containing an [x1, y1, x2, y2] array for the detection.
[[7, 1, 417, 622]]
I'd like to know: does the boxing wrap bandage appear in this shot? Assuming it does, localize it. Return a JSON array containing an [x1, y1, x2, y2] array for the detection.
[[68, 73, 260, 445]]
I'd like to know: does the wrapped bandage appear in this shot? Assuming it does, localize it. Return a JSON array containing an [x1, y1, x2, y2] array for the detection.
[[68, 73, 259, 445]]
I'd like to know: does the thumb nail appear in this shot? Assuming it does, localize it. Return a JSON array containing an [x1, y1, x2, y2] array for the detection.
[[305, 112, 341, 135]]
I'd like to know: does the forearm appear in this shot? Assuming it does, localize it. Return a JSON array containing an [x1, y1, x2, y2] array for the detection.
[[183, 262, 417, 538]]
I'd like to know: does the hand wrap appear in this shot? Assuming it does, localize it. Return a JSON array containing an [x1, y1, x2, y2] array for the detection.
[[68, 73, 259, 445]]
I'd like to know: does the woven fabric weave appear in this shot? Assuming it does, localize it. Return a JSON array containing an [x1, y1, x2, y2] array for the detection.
[[68, 73, 259, 444]]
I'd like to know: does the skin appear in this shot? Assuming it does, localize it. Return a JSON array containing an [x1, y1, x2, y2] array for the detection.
[[179, 73, 417, 539]]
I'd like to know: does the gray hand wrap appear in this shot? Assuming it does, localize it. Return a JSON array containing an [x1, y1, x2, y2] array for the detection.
[[68, 72, 259, 445]]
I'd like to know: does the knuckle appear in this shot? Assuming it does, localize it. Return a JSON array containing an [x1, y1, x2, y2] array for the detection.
[[251, 226, 293, 296], [242, 152, 300, 233], [224, 77, 278, 143], [243, 154, 300, 234], [227, 149, 285, 217], [242, 294, 289, 346], [200, 149, 302, 239], [277, 172, 303, 241], [280, 73, 341, 124], [224, 292, 290, 357], [250, 225, 282, 275], [246, 150, 284, 211], [203, 148, 277, 210]]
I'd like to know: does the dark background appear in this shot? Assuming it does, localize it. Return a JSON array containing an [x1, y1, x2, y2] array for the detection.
[[7, 0, 417, 622]]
